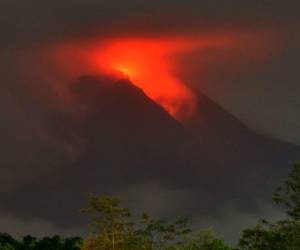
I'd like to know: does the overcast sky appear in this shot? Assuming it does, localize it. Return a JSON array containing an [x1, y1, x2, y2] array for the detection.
[[1, 0, 300, 144], [0, 0, 300, 245]]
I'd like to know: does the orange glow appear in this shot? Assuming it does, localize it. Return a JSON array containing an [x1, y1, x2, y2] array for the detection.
[[93, 38, 204, 120], [53, 31, 277, 120]]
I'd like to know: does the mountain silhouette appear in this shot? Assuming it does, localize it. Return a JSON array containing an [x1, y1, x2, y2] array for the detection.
[[2, 75, 299, 230]]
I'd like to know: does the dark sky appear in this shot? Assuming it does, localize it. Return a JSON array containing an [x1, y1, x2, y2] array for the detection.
[[1, 0, 299, 144], [0, 0, 300, 244]]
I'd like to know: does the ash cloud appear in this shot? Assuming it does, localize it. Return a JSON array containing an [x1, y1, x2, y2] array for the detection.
[[0, 72, 298, 242], [1, 0, 300, 145], [0, 0, 300, 243]]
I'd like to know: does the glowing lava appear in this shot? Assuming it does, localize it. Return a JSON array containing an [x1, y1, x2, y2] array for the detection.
[[55, 31, 276, 121], [94, 38, 199, 120]]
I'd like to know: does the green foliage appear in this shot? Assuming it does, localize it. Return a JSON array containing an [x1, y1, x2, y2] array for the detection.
[[0, 234, 20, 250], [179, 229, 233, 250], [81, 195, 132, 233], [273, 161, 300, 220], [239, 220, 300, 250], [0, 233, 81, 250], [0, 243, 15, 250], [239, 162, 300, 250], [135, 213, 191, 250], [81, 194, 233, 250], [6, 161, 300, 250], [81, 195, 133, 250]]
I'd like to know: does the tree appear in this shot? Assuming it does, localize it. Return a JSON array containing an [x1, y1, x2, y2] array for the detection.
[[135, 213, 191, 250], [0, 233, 19, 249], [81, 194, 134, 250], [80, 194, 233, 250], [63, 237, 82, 250], [239, 162, 300, 250], [21, 235, 37, 250], [32, 235, 81, 250], [180, 229, 233, 250], [0, 243, 15, 250], [0, 233, 81, 250], [273, 161, 300, 220]]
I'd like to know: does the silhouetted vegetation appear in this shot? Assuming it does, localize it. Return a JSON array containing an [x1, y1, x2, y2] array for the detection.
[[239, 162, 300, 249], [1, 162, 300, 249], [80, 194, 233, 250], [0, 234, 81, 250]]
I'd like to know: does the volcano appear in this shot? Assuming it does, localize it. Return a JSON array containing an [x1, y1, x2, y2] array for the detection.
[[2, 76, 299, 234]]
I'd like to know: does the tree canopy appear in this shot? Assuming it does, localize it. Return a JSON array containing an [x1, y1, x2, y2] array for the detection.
[[81, 194, 233, 250], [1, 161, 300, 249], [0, 234, 81, 250], [239, 162, 300, 250]]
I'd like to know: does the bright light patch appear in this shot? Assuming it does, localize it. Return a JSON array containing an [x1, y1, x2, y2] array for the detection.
[[54, 31, 275, 120], [94, 38, 199, 120]]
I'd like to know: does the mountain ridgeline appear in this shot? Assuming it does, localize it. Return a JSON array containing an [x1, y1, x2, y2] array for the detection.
[[1, 75, 299, 233]]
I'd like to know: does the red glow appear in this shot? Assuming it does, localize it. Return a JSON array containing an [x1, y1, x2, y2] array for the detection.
[[52, 31, 278, 120], [93, 38, 202, 120]]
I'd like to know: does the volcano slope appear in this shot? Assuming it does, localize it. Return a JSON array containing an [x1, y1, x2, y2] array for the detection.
[[1, 75, 299, 233]]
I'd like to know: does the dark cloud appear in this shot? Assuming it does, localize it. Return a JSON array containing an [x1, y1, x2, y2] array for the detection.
[[1, 0, 300, 145], [0, 75, 299, 244], [0, 0, 300, 244], [182, 37, 300, 145], [0, 214, 81, 239], [1, 0, 299, 45]]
